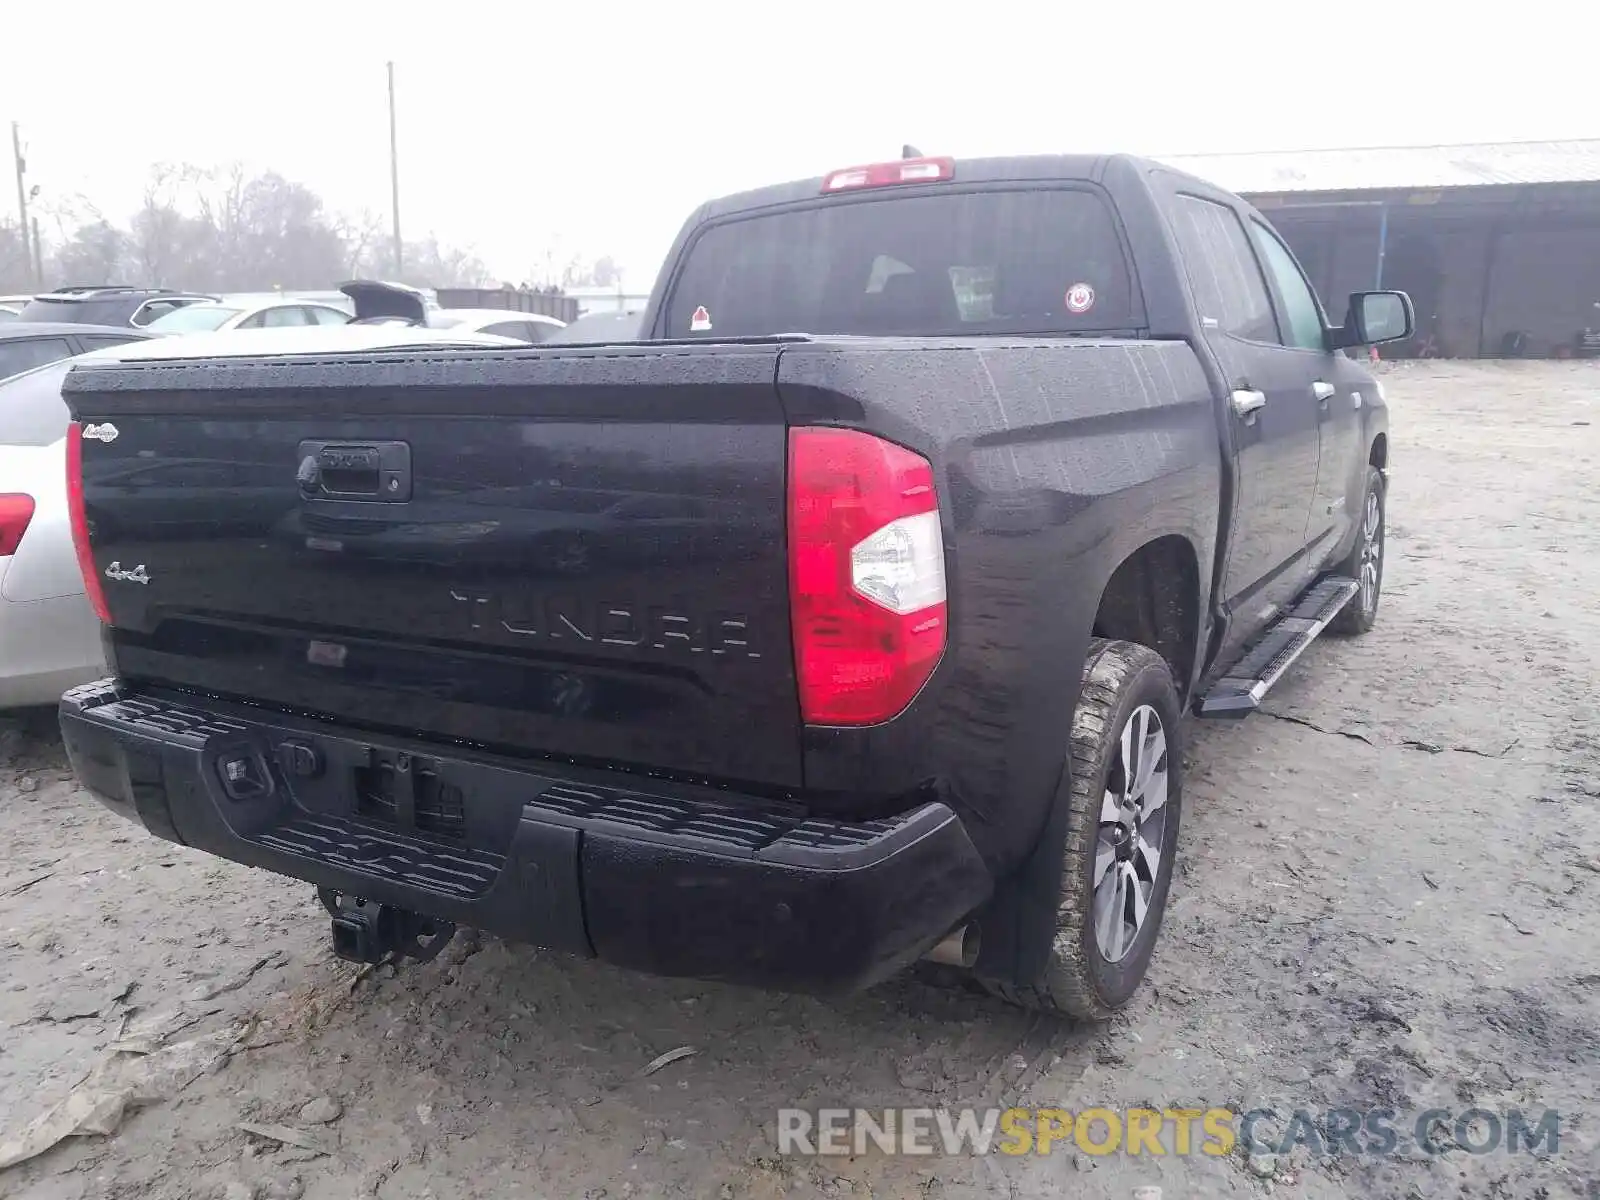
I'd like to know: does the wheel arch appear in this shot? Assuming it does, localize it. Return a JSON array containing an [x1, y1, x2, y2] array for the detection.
[[971, 532, 1204, 995], [1089, 533, 1204, 701]]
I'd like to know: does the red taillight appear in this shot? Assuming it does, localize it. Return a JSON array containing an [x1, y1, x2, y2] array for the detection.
[[0, 494, 34, 557], [821, 156, 955, 193], [787, 427, 947, 726], [65, 423, 111, 623]]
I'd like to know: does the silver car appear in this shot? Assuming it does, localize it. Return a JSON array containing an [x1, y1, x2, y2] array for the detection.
[[0, 359, 104, 706]]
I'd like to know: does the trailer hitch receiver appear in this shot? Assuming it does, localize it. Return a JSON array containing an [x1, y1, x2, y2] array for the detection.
[[318, 888, 456, 966]]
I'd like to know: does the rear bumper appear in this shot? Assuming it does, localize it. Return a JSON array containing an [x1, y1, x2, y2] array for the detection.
[[60, 680, 991, 992]]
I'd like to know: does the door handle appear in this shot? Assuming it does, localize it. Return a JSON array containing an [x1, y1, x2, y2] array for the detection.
[[1312, 381, 1336, 404], [1230, 389, 1267, 419]]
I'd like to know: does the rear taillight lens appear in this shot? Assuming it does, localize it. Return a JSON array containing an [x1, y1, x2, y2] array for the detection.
[[787, 427, 947, 725], [0, 494, 34, 557], [65, 423, 111, 623]]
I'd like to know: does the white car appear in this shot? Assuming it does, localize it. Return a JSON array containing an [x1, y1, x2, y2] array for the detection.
[[143, 298, 353, 335], [340, 280, 564, 342], [429, 308, 565, 343], [0, 322, 525, 708]]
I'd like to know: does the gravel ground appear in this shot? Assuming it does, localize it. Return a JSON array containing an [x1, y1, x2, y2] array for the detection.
[[0, 361, 1596, 1200]]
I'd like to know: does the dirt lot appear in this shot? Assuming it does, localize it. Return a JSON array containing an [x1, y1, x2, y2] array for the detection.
[[0, 361, 1596, 1200]]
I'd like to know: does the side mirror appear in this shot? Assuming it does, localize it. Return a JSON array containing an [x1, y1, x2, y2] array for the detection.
[[1333, 291, 1414, 348]]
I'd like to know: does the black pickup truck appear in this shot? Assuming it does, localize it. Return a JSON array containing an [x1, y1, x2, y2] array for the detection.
[[58, 153, 1411, 1018]]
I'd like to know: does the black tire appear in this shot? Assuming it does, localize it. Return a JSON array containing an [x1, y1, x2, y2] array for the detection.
[[983, 639, 1183, 1019], [1328, 464, 1385, 636]]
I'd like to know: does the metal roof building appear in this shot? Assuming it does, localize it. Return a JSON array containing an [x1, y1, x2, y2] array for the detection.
[[1161, 139, 1600, 194], [1159, 139, 1600, 359]]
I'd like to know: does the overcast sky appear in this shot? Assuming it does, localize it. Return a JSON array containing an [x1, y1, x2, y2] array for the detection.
[[5, 1, 1594, 287]]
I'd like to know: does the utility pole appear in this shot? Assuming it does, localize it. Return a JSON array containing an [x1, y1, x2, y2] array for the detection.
[[31, 217, 42, 286], [11, 122, 31, 283], [387, 61, 403, 276]]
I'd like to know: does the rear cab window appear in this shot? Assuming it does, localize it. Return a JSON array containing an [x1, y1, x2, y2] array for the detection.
[[666, 187, 1140, 339]]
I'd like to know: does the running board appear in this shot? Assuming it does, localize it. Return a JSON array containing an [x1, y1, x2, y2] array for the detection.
[[1199, 577, 1359, 718]]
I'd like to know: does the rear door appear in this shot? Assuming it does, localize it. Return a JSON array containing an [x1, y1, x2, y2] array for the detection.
[[1161, 189, 1324, 648], [1246, 218, 1362, 557]]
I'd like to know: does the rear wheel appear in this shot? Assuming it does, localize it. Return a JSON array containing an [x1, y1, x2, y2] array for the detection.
[[984, 640, 1182, 1019], [1329, 465, 1385, 636]]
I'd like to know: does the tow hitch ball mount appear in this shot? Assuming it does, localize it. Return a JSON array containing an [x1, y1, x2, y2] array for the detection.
[[318, 888, 457, 966]]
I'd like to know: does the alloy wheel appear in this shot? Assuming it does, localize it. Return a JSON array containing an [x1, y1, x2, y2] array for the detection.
[[1093, 703, 1170, 964]]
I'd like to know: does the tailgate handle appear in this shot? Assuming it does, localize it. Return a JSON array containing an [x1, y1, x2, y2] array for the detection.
[[297, 440, 412, 503], [319, 447, 380, 494]]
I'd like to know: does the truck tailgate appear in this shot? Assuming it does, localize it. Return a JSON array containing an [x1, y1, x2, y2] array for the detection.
[[64, 344, 802, 788]]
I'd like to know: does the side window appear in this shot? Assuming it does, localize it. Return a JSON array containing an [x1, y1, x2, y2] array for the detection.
[[482, 321, 531, 340], [263, 306, 311, 328], [0, 337, 74, 382], [1167, 195, 1278, 343], [75, 335, 141, 351], [1250, 222, 1327, 351], [236, 311, 267, 329], [0, 362, 72, 445], [135, 300, 190, 326], [307, 306, 350, 326]]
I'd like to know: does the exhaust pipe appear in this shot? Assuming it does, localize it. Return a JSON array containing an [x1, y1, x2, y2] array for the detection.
[[924, 924, 980, 969]]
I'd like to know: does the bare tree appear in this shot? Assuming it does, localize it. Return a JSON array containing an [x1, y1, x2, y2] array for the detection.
[[22, 161, 571, 299], [527, 251, 627, 291], [129, 165, 206, 287], [363, 234, 493, 290], [51, 219, 128, 286], [590, 255, 621, 287], [0, 219, 30, 293], [333, 208, 388, 278]]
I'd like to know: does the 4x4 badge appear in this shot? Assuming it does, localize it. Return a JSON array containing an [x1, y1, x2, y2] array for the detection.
[[82, 423, 119, 443], [104, 562, 150, 585]]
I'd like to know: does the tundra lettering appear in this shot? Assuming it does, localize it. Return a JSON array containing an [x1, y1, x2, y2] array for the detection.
[[451, 588, 761, 659]]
